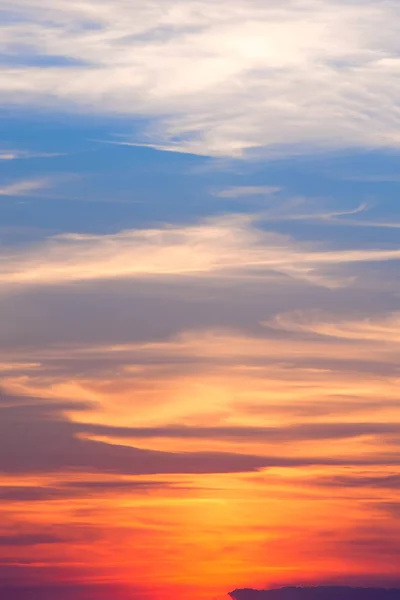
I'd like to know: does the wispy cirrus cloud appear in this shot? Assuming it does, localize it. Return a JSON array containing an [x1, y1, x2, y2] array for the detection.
[[1, 0, 400, 156], [0, 150, 61, 160], [0, 214, 399, 288], [0, 178, 50, 197], [213, 186, 282, 199], [267, 310, 400, 343]]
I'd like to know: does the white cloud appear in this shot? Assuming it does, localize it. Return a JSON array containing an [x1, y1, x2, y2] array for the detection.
[[0, 150, 60, 160], [0, 178, 50, 196], [267, 310, 400, 343], [1, 213, 400, 288], [0, 152, 24, 161], [214, 186, 281, 198], [1, 0, 400, 156]]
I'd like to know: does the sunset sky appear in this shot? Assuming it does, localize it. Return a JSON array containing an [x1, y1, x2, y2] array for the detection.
[[1, 1, 400, 599]]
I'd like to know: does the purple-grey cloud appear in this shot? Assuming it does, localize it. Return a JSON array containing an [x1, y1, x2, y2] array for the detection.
[[310, 474, 400, 490], [0, 480, 177, 502], [79, 422, 400, 443], [1, 397, 400, 478], [0, 534, 67, 547]]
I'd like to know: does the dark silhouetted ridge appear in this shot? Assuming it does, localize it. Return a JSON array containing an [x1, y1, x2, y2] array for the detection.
[[229, 588, 400, 600]]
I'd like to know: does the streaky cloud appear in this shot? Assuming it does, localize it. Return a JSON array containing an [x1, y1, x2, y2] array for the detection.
[[2, 0, 400, 156], [267, 311, 400, 342], [0, 178, 51, 197], [0, 214, 400, 289]]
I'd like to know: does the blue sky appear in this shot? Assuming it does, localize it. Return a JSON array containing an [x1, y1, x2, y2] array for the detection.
[[2, 109, 400, 237]]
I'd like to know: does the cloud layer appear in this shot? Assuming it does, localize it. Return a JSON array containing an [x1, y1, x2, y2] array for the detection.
[[1, 0, 400, 155], [1, 214, 400, 288]]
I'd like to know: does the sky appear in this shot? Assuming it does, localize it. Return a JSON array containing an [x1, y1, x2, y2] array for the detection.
[[1, 1, 400, 599]]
